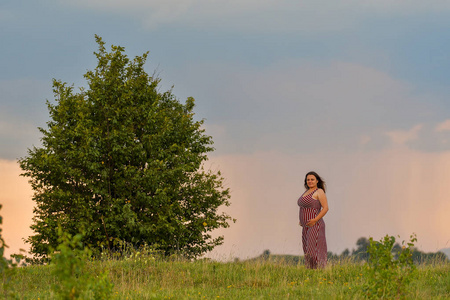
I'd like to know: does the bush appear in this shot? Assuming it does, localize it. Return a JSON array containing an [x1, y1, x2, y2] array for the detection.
[[51, 227, 114, 299], [365, 234, 417, 299]]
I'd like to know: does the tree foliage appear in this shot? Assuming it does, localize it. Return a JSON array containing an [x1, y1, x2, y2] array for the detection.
[[328, 236, 449, 264], [19, 35, 232, 259], [352, 237, 370, 261]]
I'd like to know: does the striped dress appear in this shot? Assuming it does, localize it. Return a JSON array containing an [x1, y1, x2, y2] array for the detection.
[[298, 188, 327, 268]]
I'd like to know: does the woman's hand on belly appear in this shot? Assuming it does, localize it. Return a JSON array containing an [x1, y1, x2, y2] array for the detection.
[[306, 218, 318, 227]]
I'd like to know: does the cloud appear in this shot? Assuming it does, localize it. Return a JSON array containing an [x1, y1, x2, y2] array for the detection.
[[167, 59, 433, 154], [55, 0, 450, 33], [435, 119, 450, 132], [359, 135, 371, 146], [3, 57, 448, 162], [385, 124, 423, 146]]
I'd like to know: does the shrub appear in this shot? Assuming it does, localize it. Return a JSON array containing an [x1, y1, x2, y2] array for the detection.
[[51, 227, 114, 299], [365, 234, 417, 299]]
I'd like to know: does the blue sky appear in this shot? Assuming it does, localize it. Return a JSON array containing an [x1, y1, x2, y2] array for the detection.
[[1, 1, 450, 258], [3, 1, 450, 158]]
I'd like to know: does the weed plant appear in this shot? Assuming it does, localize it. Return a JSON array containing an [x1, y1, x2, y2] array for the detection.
[[365, 234, 417, 299], [50, 228, 114, 299]]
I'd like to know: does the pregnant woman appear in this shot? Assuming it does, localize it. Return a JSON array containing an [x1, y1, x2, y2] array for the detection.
[[298, 171, 329, 269]]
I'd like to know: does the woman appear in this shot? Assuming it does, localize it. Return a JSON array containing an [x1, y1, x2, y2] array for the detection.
[[298, 171, 329, 268]]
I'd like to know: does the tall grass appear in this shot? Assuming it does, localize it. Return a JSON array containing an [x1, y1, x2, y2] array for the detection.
[[6, 253, 450, 299]]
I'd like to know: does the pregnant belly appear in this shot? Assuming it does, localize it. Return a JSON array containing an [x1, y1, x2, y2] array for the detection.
[[300, 208, 318, 226]]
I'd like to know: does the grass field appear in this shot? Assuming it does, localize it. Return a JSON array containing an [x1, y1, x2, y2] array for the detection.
[[4, 255, 450, 299]]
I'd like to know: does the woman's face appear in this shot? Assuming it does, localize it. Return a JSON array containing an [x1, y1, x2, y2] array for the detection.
[[306, 174, 318, 188]]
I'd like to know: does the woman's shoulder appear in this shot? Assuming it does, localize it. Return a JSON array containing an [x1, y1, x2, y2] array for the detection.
[[314, 188, 325, 197]]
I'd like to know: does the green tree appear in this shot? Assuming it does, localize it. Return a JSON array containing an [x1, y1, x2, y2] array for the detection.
[[341, 248, 350, 257], [352, 237, 370, 261], [19, 35, 233, 259]]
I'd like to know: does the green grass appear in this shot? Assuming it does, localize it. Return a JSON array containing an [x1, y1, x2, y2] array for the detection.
[[5, 256, 450, 299]]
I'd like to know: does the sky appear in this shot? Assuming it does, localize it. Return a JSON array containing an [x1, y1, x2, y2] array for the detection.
[[1, 0, 450, 260]]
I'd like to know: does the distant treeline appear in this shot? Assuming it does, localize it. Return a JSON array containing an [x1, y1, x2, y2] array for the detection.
[[247, 237, 449, 265], [328, 237, 449, 264]]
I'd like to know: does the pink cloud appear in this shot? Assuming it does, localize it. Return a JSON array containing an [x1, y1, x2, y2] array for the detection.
[[385, 124, 423, 146], [435, 119, 450, 132]]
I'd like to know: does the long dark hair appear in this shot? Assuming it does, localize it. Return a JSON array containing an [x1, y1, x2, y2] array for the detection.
[[304, 171, 326, 193]]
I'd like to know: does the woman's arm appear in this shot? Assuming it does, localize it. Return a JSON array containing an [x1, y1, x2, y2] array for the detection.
[[305, 189, 329, 227]]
